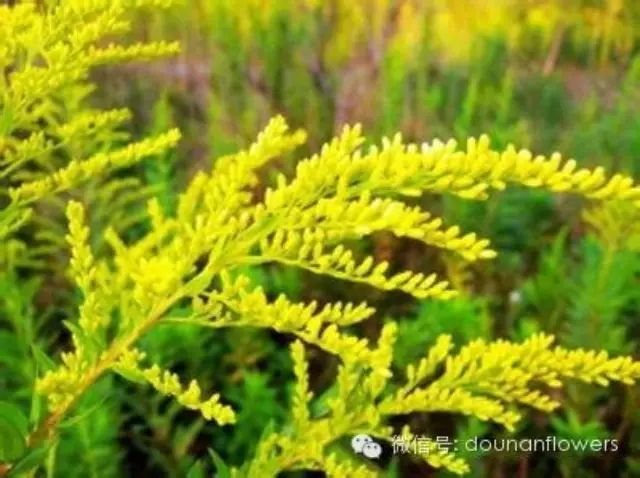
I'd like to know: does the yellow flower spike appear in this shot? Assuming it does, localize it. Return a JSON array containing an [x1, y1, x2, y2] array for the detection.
[[112, 356, 236, 426], [65, 201, 93, 290], [10, 130, 181, 204], [290, 341, 312, 429], [31, 115, 640, 477], [1, 0, 180, 260]]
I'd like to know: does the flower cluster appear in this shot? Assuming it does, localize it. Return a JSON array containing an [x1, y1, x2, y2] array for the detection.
[[0, 0, 179, 265], [33, 116, 640, 475]]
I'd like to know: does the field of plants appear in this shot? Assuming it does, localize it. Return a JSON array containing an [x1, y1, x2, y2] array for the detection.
[[2, 1, 640, 477]]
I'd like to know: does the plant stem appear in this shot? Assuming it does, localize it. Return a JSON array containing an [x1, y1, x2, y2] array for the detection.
[[4, 293, 182, 475]]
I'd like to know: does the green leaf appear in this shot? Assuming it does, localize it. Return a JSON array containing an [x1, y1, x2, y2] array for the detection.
[[182, 270, 214, 297], [0, 416, 26, 462], [0, 402, 29, 463], [0, 332, 22, 368], [7, 445, 49, 477], [0, 402, 28, 438], [57, 394, 110, 429], [185, 460, 206, 478], [208, 448, 231, 478], [0, 104, 14, 136], [29, 392, 42, 428], [111, 364, 147, 384], [31, 345, 56, 373]]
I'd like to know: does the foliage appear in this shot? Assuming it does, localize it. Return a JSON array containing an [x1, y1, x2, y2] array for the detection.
[[0, 116, 636, 476], [0, 0, 180, 268], [2, 1, 640, 477]]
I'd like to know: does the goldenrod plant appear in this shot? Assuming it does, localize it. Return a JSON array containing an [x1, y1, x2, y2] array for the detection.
[[0, 0, 180, 268], [518, 199, 640, 476], [0, 1, 179, 474], [0, 115, 637, 476], [3, 1, 640, 477]]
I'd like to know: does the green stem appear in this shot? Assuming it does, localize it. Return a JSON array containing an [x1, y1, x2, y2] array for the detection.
[[14, 292, 182, 472]]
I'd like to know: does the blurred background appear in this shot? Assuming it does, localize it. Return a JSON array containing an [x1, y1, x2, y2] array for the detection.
[[12, 0, 640, 476]]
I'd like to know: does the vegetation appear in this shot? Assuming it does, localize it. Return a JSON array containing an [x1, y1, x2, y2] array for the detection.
[[2, 1, 640, 477]]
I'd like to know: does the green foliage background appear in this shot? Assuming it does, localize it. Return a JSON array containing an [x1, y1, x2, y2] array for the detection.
[[3, 0, 640, 476]]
